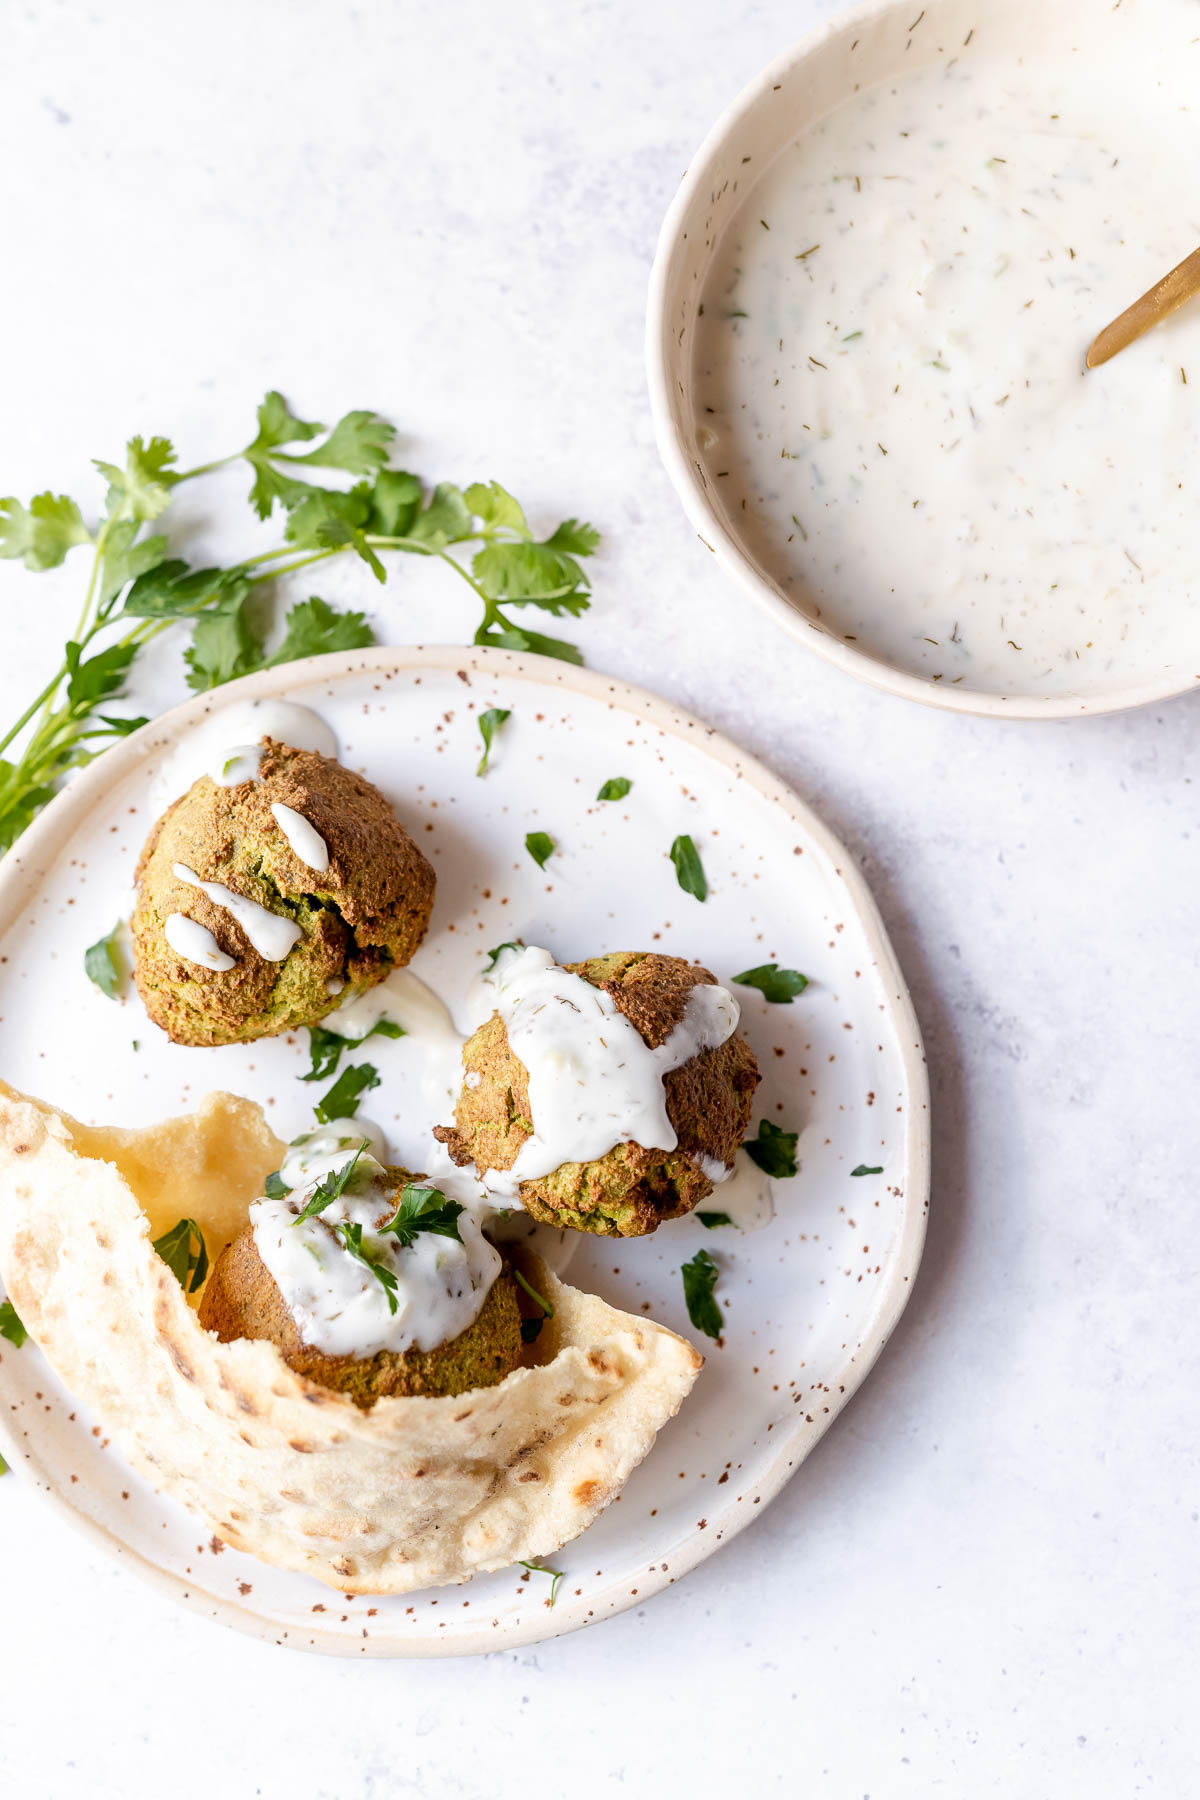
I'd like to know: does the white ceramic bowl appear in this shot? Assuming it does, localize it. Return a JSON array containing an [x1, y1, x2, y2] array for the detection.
[[646, 0, 1200, 720]]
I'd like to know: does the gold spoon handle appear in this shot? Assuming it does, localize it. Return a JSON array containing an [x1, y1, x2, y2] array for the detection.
[[1086, 244, 1200, 368]]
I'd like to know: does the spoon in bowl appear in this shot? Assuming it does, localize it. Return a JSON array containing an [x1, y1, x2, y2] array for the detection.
[[1086, 244, 1200, 368]]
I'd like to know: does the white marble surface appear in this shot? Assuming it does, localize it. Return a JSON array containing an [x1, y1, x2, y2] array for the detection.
[[0, 0, 1196, 1793]]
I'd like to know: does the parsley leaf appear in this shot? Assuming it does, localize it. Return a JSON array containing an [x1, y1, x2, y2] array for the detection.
[[732, 964, 809, 1004], [472, 541, 590, 613], [681, 1249, 723, 1339], [476, 707, 511, 776], [517, 1560, 565, 1606], [544, 518, 600, 556], [291, 1147, 366, 1224], [182, 581, 258, 692], [0, 1298, 28, 1348], [332, 1219, 400, 1312], [281, 409, 395, 476], [378, 1184, 464, 1249], [302, 1019, 403, 1083], [596, 776, 631, 801], [408, 481, 474, 547], [464, 480, 529, 534], [514, 1265, 555, 1325], [670, 834, 707, 901], [0, 493, 91, 571], [851, 1163, 884, 1177], [314, 1061, 380, 1124], [84, 923, 124, 999], [525, 831, 555, 869], [152, 1218, 209, 1295], [744, 1120, 799, 1178], [697, 1211, 733, 1229], [485, 941, 521, 969], [93, 436, 177, 523], [267, 595, 375, 665], [263, 1170, 289, 1200]]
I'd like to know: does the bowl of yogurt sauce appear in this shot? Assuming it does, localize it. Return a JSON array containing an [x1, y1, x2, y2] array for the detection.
[[647, 0, 1200, 717]]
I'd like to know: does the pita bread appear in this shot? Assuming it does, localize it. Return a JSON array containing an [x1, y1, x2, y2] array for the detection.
[[0, 1083, 702, 1594]]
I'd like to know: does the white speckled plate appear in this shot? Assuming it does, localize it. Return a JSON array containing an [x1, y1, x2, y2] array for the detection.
[[0, 646, 928, 1656]]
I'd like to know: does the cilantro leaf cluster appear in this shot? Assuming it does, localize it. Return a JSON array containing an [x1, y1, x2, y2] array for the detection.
[[0, 392, 599, 851]]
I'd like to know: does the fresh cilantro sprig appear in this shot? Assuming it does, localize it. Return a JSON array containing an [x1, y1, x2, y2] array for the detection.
[[152, 1218, 209, 1295], [0, 393, 599, 851], [378, 1183, 464, 1249]]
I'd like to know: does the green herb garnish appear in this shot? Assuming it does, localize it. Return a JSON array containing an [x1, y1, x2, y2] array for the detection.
[[263, 1170, 289, 1200], [152, 1218, 209, 1295], [696, 1211, 733, 1229], [314, 1061, 380, 1124], [476, 707, 511, 776], [378, 1183, 464, 1249], [291, 1146, 366, 1224], [332, 1220, 400, 1314], [732, 964, 809, 1004], [0, 1299, 28, 1348], [744, 1119, 799, 1178], [302, 1019, 403, 1084], [0, 395, 599, 852], [84, 923, 124, 999], [517, 1560, 565, 1606], [596, 776, 631, 801], [681, 1249, 723, 1339], [669, 833, 707, 901], [851, 1163, 884, 1177], [525, 831, 555, 869], [485, 941, 521, 970]]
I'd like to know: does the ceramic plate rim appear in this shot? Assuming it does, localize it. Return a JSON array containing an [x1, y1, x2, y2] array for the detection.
[[0, 644, 930, 1657], [644, 0, 1200, 722]]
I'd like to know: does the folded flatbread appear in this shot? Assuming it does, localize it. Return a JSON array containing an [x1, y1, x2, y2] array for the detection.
[[0, 1083, 702, 1594]]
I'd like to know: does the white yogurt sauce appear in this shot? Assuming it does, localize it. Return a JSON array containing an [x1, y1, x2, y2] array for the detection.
[[331, 967, 466, 1113], [172, 863, 302, 962], [270, 802, 330, 873], [163, 912, 236, 972], [279, 1118, 389, 1191], [250, 1141, 500, 1358], [693, 48, 1200, 696], [698, 1148, 775, 1234], [154, 699, 337, 805], [469, 945, 740, 1203]]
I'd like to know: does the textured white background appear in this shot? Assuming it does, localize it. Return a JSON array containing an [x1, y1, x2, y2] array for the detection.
[[1, 1, 1197, 1794]]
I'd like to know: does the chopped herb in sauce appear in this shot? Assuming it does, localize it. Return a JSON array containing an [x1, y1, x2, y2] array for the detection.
[[379, 1184, 464, 1249]]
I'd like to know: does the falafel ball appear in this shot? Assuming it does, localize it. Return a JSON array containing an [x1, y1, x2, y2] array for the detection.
[[434, 951, 760, 1237], [132, 738, 435, 1046], [198, 1172, 524, 1407]]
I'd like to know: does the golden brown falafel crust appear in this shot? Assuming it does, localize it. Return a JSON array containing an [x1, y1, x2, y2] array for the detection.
[[434, 951, 760, 1236], [198, 1220, 523, 1410], [132, 739, 435, 1046]]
